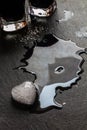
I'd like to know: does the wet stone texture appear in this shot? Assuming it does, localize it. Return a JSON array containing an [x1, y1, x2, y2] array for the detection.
[[0, 0, 87, 130]]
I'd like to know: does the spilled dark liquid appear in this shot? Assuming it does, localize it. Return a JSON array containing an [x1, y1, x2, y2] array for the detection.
[[14, 45, 37, 82], [14, 34, 85, 113], [36, 33, 58, 47], [30, 0, 54, 8], [0, 0, 25, 21]]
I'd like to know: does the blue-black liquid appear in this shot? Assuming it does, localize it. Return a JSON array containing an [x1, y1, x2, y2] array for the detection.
[[0, 0, 25, 21], [30, 0, 54, 8]]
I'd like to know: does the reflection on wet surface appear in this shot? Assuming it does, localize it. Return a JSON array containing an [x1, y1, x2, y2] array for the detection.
[[39, 77, 78, 109], [25, 34, 84, 87], [15, 34, 85, 112], [54, 66, 65, 74], [48, 57, 82, 84]]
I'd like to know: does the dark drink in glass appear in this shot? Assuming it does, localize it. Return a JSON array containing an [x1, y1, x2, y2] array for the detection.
[[30, 0, 54, 8], [29, 0, 57, 17], [0, 0, 25, 21], [0, 0, 30, 32]]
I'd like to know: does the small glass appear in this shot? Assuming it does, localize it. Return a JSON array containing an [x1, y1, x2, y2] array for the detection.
[[0, 0, 30, 32], [29, 0, 57, 17]]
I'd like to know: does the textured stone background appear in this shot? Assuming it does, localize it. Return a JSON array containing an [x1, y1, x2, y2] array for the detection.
[[0, 0, 87, 130]]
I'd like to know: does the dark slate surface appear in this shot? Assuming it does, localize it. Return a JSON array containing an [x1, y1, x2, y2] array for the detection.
[[0, 0, 87, 130]]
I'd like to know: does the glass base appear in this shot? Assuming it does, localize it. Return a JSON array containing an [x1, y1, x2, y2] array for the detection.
[[0, 17, 27, 32], [0, 0, 30, 32], [29, 0, 57, 17]]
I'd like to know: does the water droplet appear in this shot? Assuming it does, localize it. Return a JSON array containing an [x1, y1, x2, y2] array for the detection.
[[54, 66, 65, 74]]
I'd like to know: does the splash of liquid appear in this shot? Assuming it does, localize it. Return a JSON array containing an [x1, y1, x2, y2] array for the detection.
[[15, 34, 85, 110], [39, 77, 78, 108], [25, 34, 84, 87], [39, 56, 83, 108]]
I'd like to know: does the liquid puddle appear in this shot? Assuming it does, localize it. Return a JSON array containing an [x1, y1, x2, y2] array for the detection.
[[25, 34, 84, 87], [15, 34, 86, 112], [39, 77, 78, 108]]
